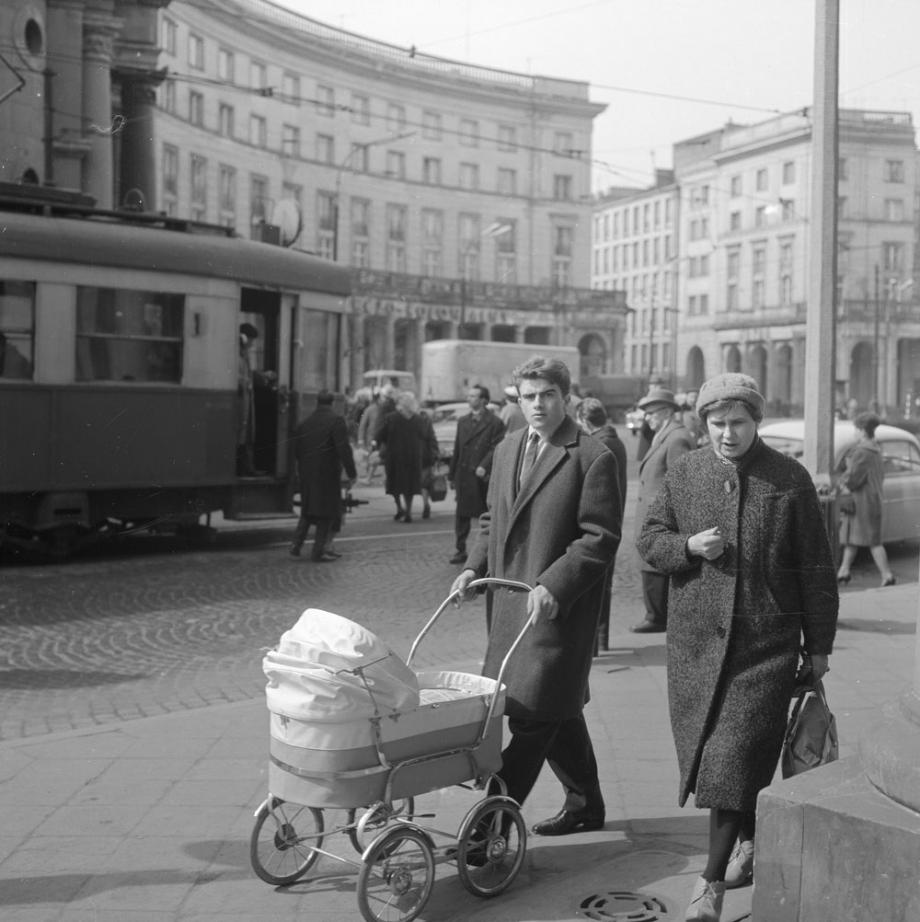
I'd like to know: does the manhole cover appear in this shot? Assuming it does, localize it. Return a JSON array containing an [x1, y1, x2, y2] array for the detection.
[[578, 890, 672, 921]]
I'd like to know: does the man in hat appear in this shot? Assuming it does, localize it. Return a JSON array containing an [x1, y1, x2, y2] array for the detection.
[[632, 386, 696, 632]]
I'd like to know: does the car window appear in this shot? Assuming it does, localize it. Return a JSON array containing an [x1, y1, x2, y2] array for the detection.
[[760, 435, 804, 459], [881, 439, 920, 474]]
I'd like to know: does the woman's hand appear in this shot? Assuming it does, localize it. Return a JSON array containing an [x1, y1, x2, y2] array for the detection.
[[687, 526, 725, 560], [796, 653, 830, 683]]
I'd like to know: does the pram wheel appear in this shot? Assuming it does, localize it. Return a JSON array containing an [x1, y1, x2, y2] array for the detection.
[[250, 797, 324, 885], [348, 798, 416, 853], [456, 795, 526, 898], [356, 825, 435, 922]]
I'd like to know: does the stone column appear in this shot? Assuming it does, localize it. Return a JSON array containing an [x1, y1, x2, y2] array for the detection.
[[82, 7, 121, 208], [47, 1, 87, 190], [117, 74, 161, 209]]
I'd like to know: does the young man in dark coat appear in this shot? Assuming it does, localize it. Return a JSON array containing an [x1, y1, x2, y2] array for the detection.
[[448, 385, 506, 564], [452, 357, 621, 837], [290, 390, 357, 562]]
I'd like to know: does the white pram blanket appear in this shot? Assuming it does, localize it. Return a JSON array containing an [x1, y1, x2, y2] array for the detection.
[[263, 608, 420, 723]]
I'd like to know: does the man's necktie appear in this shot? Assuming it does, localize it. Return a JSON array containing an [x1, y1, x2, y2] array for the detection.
[[519, 431, 540, 488]]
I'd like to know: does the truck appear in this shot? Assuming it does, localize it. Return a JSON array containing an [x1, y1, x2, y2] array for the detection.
[[419, 339, 580, 404]]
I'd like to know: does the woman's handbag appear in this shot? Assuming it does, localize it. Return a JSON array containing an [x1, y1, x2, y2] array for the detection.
[[838, 491, 855, 515], [428, 464, 448, 502], [781, 680, 839, 778]]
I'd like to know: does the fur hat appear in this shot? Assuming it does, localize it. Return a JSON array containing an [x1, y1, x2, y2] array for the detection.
[[638, 386, 679, 411], [696, 373, 765, 419]]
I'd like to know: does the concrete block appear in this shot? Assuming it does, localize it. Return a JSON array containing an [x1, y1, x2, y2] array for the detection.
[[754, 756, 920, 921]]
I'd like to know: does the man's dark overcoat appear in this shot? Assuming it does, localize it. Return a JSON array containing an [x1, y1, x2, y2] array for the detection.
[[465, 416, 621, 722], [377, 411, 438, 497], [449, 410, 506, 519], [637, 439, 838, 811], [294, 405, 357, 520]]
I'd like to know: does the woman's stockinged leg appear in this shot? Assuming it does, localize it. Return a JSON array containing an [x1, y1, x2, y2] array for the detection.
[[703, 808, 746, 882]]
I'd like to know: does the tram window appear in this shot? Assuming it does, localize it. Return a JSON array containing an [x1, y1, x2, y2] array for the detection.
[[0, 281, 35, 380], [75, 288, 184, 383]]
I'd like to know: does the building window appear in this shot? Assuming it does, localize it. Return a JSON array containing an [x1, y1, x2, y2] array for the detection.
[[316, 84, 334, 117], [162, 143, 179, 199], [316, 134, 334, 164], [422, 110, 442, 140], [281, 71, 299, 103], [781, 199, 796, 222], [729, 211, 741, 232], [386, 150, 405, 180], [730, 175, 742, 197], [459, 118, 479, 147], [495, 219, 516, 284], [459, 213, 481, 279], [459, 162, 479, 190], [386, 204, 408, 273], [386, 103, 406, 133], [162, 79, 176, 114], [497, 167, 516, 195], [552, 226, 573, 289], [779, 239, 794, 305], [315, 190, 335, 259], [752, 245, 766, 310], [782, 161, 795, 184], [0, 282, 35, 379], [700, 293, 709, 315], [554, 131, 573, 156], [190, 154, 207, 221], [885, 160, 904, 183], [497, 124, 517, 152], [350, 143, 369, 173], [839, 157, 848, 181], [885, 198, 905, 221], [838, 195, 848, 219], [553, 174, 572, 201], [282, 124, 300, 158], [423, 157, 442, 185], [754, 205, 766, 228], [188, 33, 203, 69], [188, 91, 203, 127], [421, 209, 443, 278], [75, 291, 184, 383], [883, 241, 904, 272], [352, 93, 370, 124], [250, 114, 266, 148], [218, 48, 234, 83], [350, 198, 370, 268], [250, 174, 269, 226], [162, 17, 177, 56], [726, 249, 740, 311], [218, 164, 236, 224], [756, 168, 768, 191], [218, 103, 234, 137]]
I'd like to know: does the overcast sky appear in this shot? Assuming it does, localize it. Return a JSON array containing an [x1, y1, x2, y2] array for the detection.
[[275, 0, 920, 192]]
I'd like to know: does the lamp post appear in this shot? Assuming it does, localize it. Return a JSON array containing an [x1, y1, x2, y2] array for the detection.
[[332, 131, 414, 263]]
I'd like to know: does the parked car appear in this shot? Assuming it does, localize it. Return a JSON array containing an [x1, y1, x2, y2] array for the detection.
[[759, 419, 920, 544], [423, 402, 469, 465]]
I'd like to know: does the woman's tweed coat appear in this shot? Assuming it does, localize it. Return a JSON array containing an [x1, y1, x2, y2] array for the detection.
[[636, 439, 838, 811], [838, 439, 884, 546], [464, 416, 621, 722]]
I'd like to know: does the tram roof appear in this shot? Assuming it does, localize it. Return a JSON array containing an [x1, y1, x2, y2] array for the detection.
[[0, 205, 351, 296]]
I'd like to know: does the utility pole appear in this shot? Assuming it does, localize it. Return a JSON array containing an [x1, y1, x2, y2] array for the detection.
[[801, 0, 839, 486], [873, 264, 880, 413]]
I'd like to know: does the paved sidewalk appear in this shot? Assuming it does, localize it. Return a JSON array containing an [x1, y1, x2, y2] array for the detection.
[[0, 582, 915, 921]]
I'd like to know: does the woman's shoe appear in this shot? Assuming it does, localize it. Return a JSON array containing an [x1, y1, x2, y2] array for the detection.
[[402, 514, 413, 523], [724, 839, 754, 889], [882, 575, 897, 587], [685, 876, 725, 921], [394, 511, 405, 521], [422, 505, 431, 519], [836, 573, 851, 585]]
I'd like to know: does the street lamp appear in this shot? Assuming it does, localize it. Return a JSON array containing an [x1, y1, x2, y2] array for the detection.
[[332, 130, 415, 262]]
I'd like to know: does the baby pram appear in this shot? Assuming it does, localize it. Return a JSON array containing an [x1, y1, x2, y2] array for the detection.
[[250, 578, 534, 922]]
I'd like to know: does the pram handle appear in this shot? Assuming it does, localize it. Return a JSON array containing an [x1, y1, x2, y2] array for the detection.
[[407, 578, 536, 736]]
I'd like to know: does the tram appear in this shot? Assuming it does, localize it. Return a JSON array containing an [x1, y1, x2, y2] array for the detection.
[[0, 184, 351, 557]]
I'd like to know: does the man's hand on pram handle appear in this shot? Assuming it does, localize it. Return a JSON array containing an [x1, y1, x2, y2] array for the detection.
[[527, 584, 559, 623], [450, 568, 477, 602]]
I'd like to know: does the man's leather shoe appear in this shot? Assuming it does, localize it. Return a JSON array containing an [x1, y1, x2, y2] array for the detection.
[[449, 551, 467, 565], [531, 809, 605, 836], [311, 553, 338, 563], [631, 619, 666, 634]]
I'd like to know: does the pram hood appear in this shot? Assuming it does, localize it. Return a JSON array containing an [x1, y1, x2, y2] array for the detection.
[[263, 608, 420, 722]]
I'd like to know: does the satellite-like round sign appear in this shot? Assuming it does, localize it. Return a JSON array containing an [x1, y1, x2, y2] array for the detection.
[[272, 198, 303, 246]]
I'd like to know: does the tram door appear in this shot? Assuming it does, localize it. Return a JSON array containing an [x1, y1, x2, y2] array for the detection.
[[240, 290, 289, 479]]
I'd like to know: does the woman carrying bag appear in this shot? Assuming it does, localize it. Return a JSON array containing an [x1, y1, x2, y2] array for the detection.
[[835, 412, 896, 588]]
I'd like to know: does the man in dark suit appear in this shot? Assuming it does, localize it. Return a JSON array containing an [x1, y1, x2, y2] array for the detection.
[[452, 357, 621, 837], [632, 386, 695, 632], [448, 385, 506, 565], [290, 390, 357, 562], [575, 398, 627, 652]]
